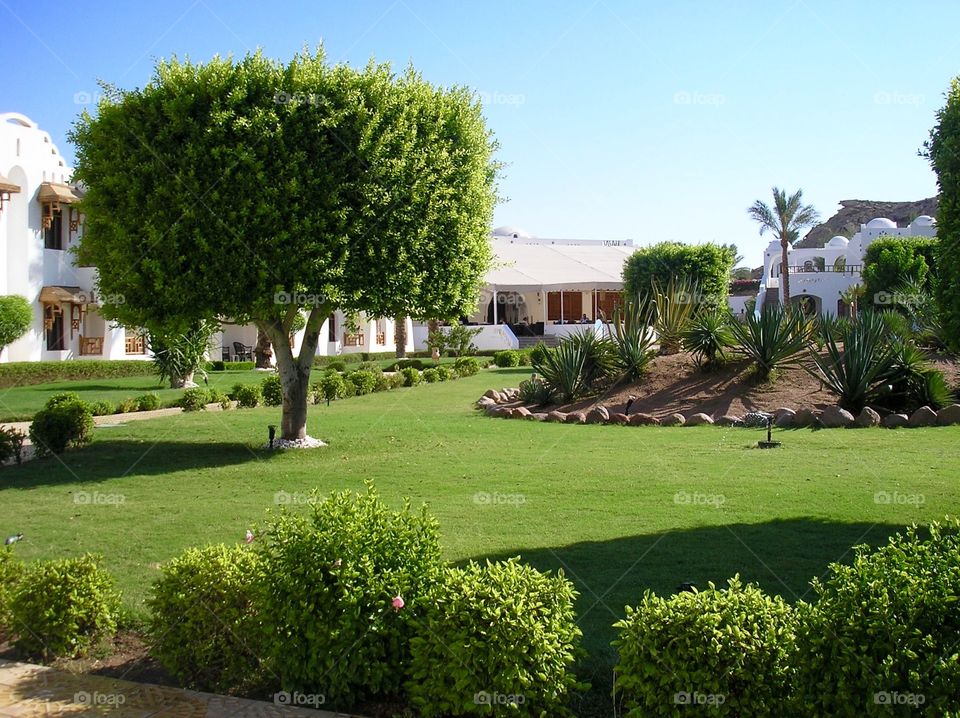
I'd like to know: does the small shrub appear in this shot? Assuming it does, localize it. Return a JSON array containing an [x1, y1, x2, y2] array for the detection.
[[391, 358, 425, 371], [453, 356, 481, 377], [114, 397, 139, 414], [400, 366, 421, 387], [435, 365, 452, 382], [0, 360, 154, 389], [10, 554, 121, 658], [793, 520, 960, 716], [327, 359, 347, 373], [147, 544, 263, 693], [223, 360, 255, 370], [232, 383, 262, 409], [88, 400, 115, 416], [374, 373, 393, 392], [530, 341, 551, 367], [208, 388, 231, 409], [136, 393, 161, 411], [422, 367, 440, 383], [179, 387, 210, 412], [313, 372, 348, 404], [518, 375, 553, 406], [29, 398, 94, 456], [0, 548, 24, 638], [0, 426, 26, 465], [408, 559, 584, 717], [356, 361, 384, 375], [347, 369, 377, 395], [258, 483, 443, 706], [260, 374, 284, 406], [614, 576, 796, 718], [209, 360, 226, 371], [493, 350, 521, 367], [389, 371, 406, 389]]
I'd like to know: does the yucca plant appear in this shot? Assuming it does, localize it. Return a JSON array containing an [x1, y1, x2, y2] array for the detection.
[[533, 340, 588, 403], [729, 304, 810, 382], [148, 319, 218, 388], [683, 309, 735, 369], [881, 339, 954, 411], [896, 278, 947, 349], [806, 311, 895, 412], [814, 313, 851, 350], [608, 300, 657, 381], [651, 276, 698, 354], [518, 374, 553, 406], [565, 330, 618, 389]]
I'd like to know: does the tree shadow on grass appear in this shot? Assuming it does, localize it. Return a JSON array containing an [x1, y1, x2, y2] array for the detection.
[[466, 517, 910, 712], [0, 438, 273, 488]]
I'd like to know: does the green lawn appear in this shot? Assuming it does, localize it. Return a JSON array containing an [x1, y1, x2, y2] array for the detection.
[[0, 370, 269, 422], [1, 366, 957, 713]]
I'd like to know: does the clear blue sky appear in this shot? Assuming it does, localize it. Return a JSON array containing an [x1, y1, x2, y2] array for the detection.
[[3, 0, 957, 265]]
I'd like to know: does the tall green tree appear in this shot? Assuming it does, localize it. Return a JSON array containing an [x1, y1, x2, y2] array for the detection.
[[747, 188, 820, 306], [861, 236, 938, 308], [925, 77, 960, 351], [622, 241, 735, 309], [0, 295, 33, 357], [71, 50, 497, 439]]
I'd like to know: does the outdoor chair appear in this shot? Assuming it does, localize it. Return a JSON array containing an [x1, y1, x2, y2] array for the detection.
[[232, 341, 254, 361]]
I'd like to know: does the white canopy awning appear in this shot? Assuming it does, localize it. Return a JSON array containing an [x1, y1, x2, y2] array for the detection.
[[485, 239, 634, 292]]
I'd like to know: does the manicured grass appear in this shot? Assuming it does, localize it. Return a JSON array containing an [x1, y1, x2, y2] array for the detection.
[[0, 370, 269, 421], [1, 366, 957, 714]]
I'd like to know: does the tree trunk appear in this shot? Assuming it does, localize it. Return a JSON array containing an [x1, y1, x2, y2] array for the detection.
[[394, 315, 407, 358], [260, 309, 326, 441], [780, 238, 791, 306], [255, 329, 273, 369], [169, 371, 195, 389]]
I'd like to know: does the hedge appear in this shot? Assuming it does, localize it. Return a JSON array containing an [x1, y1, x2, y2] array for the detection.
[[0, 360, 154, 388]]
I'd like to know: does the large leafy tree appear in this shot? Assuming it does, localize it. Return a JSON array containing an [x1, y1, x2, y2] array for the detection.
[[622, 241, 735, 309], [0, 295, 33, 357], [861, 236, 938, 308], [925, 77, 960, 352], [747, 188, 819, 306], [71, 50, 497, 439]]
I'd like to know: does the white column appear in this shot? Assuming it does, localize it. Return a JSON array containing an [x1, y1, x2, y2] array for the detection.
[[541, 288, 547, 325], [560, 290, 564, 323], [493, 289, 498, 324]]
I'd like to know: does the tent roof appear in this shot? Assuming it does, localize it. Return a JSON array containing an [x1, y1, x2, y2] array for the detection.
[[485, 239, 634, 291]]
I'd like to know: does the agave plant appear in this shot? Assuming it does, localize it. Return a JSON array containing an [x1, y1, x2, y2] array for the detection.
[[651, 276, 698, 355], [148, 318, 218, 388], [895, 278, 947, 349], [683, 309, 735, 369], [729, 304, 810, 382], [881, 339, 954, 411], [814, 314, 851, 350], [565, 330, 618, 388], [609, 301, 657, 381], [806, 312, 895, 412], [532, 340, 588, 402], [518, 374, 553, 406]]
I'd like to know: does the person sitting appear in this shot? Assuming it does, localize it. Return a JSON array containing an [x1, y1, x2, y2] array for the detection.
[[580, 313, 590, 324]]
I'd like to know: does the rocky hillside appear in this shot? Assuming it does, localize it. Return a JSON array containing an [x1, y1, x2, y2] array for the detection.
[[796, 198, 938, 248]]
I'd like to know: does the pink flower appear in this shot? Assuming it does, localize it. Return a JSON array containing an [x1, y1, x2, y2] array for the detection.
[[245, 530, 254, 544], [392, 595, 405, 611], [332, 559, 342, 568]]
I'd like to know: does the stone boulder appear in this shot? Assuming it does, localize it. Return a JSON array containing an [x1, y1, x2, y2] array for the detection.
[[882, 413, 909, 428], [512, 406, 531, 419], [564, 412, 586, 424], [545, 411, 567, 423], [908, 406, 938, 427], [529, 412, 548, 421], [793, 408, 822, 428], [820, 406, 855, 429], [936, 404, 960, 426], [742, 412, 772, 428], [661, 413, 686, 426], [686, 413, 714, 426], [714, 415, 743, 427], [482, 389, 498, 400], [774, 409, 796, 428], [628, 412, 660, 426], [484, 405, 504, 417], [585, 406, 610, 424], [852, 406, 881, 428], [607, 412, 629, 425]]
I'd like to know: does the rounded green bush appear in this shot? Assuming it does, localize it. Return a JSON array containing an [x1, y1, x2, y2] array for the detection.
[[347, 369, 377, 395], [613, 576, 796, 718], [179, 387, 210, 411], [136, 392, 161, 411], [793, 520, 960, 717], [0, 295, 33, 354], [208, 388, 231, 409], [115, 397, 139, 414], [10, 554, 121, 659], [435, 365, 452, 381], [29, 399, 94, 456], [408, 558, 584, 717], [313, 372, 347, 404], [88, 400, 116, 416], [147, 544, 263, 693], [373, 373, 393, 392], [232, 383, 262, 408], [258, 484, 443, 707], [493, 350, 520, 367], [453, 357, 481, 377], [45, 391, 86, 409], [421, 367, 439, 383], [529, 341, 551, 367], [400, 366, 421, 387], [261, 374, 283, 406], [0, 548, 24, 640], [327, 359, 347, 373]]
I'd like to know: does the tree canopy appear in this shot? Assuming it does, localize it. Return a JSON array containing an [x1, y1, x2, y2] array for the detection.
[[861, 236, 938, 308], [0, 295, 33, 356], [71, 49, 498, 438], [622, 241, 736, 308]]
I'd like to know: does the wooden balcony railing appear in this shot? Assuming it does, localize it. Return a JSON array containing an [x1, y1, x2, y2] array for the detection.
[[125, 335, 146, 354], [342, 332, 365, 347], [79, 336, 103, 356]]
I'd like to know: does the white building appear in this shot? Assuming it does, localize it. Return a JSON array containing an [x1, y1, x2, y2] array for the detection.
[[755, 216, 938, 317]]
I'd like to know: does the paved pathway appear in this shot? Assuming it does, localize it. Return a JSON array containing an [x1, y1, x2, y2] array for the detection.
[[0, 659, 362, 717]]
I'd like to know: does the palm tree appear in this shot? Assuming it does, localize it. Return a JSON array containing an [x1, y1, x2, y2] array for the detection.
[[747, 187, 820, 307]]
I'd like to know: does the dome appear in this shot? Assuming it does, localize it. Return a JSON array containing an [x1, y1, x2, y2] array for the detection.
[[492, 225, 534, 239], [866, 217, 897, 229], [827, 235, 849, 248], [910, 215, 936, 227]]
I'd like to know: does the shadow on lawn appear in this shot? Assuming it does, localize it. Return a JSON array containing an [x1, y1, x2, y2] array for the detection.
[[0, 438, 271, 487]]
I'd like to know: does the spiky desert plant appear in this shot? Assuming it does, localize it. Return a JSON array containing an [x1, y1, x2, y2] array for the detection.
[[683, 308, 735, 369], [651, 276, 698, 355], [608, 300, 657, 381], [729, 304, 810, 382]]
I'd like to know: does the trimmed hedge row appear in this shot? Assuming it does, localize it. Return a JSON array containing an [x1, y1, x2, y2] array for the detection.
[[0, 360, 154, 388]]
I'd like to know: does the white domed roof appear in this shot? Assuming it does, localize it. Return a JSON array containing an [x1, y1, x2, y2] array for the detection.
[[827, 235, 849, 248], [492, 225, 534, 239], [866, 217, 897, 229], [910, 215, 936, 227]]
